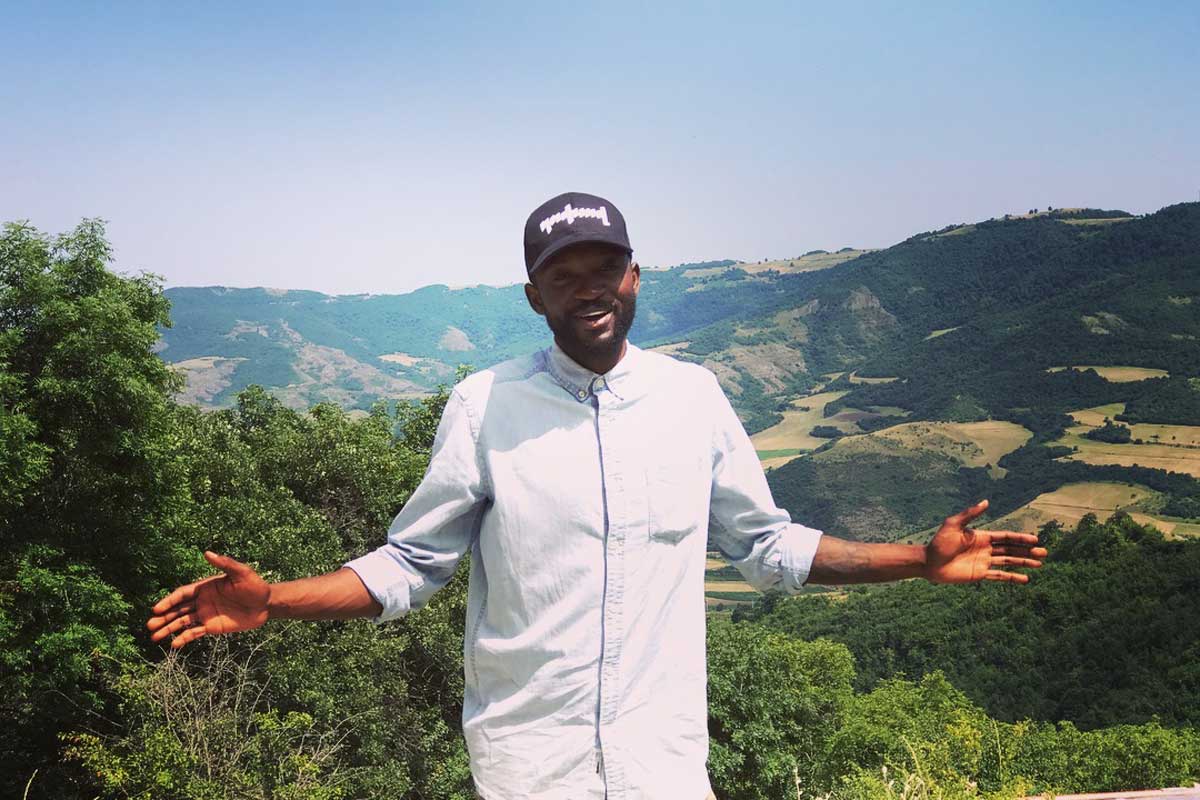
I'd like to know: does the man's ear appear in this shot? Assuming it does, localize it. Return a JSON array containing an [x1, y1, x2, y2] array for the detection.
[[524, 282, 546, 316], [630, 261, 641, 296]]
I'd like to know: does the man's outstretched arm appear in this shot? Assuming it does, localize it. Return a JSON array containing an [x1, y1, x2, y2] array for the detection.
[[807, 499, 1048, 585], [147, 551, 382, 649]]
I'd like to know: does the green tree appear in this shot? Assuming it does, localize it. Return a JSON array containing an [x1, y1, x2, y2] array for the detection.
[[0, 220, 198, 795], [706, 618, 855, 800]]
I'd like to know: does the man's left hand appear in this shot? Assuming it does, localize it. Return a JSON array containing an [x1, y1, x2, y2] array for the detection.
[[925, 500, 1047, 583]]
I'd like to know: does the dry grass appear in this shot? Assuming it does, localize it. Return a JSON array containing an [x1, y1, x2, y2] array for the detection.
[[705, 597, 753, 608], [704, 579, 757, 593], [1053, 405, 1200, 479], [848, 371, 898, 384], [171, 356, 247, 405], [1067, 403, 1127, 427], [716, 341, 810, 394], [438, 325, 475, 351], [650, 341, 691, 356], [983, 481, 1200, 539], [1060, 217, 1136, 226], [752, 390, 851, 451], [752, 389, 914, 468], [378, 352, 424, 366], [924, 327, 958, 340], [681, 249, 870, 279], [834, 420, 1032, 478], [1046, 365, 1169, 382], [928, 224, 977, 238], [1061, 443, 1200, 478]]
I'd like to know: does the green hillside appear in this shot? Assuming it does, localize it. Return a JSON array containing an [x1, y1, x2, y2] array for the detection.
[[8, 215, 1200, 799], [751, 204, 1200, 539], [738, 512, 1200, 730], [160, 254, 866, 412], [161, 205, 1200, 542]]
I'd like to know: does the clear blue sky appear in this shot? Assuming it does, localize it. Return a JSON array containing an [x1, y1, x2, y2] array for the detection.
[[3, 1, 1197, 294]]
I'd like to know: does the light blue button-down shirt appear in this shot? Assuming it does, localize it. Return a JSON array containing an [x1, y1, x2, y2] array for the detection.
[[346, 343, 823, 800]]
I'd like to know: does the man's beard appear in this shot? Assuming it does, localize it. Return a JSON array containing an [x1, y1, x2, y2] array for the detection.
[[544, 295, 637, 366]]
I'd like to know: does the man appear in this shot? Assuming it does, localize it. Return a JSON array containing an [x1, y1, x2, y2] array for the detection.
[[148, 192, 1047, 800]]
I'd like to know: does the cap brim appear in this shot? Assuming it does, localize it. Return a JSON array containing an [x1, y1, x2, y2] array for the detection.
[[527, 233, 633, 277]]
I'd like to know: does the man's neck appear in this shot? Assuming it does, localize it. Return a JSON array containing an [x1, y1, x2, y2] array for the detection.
[[554, 337, 628, 375]]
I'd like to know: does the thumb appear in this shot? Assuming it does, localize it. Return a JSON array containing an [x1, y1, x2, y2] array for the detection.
[[204, 550, 251, 576], [947, 499, 989, 527]]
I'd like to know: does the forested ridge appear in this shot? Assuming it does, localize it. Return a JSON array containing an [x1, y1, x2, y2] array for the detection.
[[5, 219, 1200, 798]]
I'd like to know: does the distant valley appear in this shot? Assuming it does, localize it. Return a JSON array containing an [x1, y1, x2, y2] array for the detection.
[[161, 204, 1200, 551]]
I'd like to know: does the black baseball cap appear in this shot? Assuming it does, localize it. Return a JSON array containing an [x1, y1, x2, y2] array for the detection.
[[523, 191, 632, 276]]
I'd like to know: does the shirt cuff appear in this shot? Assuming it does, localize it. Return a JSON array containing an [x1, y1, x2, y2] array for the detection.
[[774, 523, 824, 592], [343, 550, 414, 623]]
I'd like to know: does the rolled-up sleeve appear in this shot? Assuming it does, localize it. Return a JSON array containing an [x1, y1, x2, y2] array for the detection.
[[344, 387, 489, 622], [705, 375, 822, 593]]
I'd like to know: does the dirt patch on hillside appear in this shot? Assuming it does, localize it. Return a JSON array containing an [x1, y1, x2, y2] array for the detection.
[[721, 343, 808, 393], [379, 352, 425, 366], [861, 421, 1032, 477], [439, 326, 476, 351], [171, 356, 247, 405]]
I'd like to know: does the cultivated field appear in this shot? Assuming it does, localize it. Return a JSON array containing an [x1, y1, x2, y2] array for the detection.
[[983, 481, 1200, 539], [1054, 403, 1200, 478], [847, 371, 898, 385], [704, 580, 756, 594], [832, 420, 1032, 477], [1046, 365, 1169, 382], [819, 370, 899, 384], [680, 249, 870, 279], [704, 553, 757, 606], [751, 390, 862, 467]]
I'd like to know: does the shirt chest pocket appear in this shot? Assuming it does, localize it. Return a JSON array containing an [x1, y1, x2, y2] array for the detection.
[[646, 455, 709, 545]]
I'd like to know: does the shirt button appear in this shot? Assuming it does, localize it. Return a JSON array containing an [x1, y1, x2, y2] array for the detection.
[[594, 378, 606, 391], [577, 389, 588, 400]]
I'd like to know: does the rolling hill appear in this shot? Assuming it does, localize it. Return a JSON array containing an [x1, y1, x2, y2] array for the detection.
[[160, 203, 1200, 542]]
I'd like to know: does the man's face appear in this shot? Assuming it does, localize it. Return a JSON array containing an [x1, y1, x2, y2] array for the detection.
[[524, 243, 640, 371]]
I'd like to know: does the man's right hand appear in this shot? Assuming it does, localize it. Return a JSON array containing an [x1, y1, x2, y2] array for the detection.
[[147, 551, 270, 649]]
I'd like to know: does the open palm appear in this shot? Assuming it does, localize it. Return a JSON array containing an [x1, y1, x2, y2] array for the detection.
[[926, 500, 1048, 583], [147, 551, 270, 649]]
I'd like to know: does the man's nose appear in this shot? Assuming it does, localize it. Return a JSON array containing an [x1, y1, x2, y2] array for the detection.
[[574, 276, 607, 298]]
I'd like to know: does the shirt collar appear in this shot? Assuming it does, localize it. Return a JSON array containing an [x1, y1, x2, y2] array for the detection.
[[544, 340, 645, 402]]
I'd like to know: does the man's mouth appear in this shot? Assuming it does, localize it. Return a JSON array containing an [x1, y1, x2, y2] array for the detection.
[[575, 307, 614, 328]]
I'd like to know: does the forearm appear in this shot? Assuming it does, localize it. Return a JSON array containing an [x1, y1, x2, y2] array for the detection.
[[806, 536, 927, 585], [267, 567, 382, 620]]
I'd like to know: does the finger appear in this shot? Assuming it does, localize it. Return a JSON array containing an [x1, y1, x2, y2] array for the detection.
[[946, 499, 989, 526], [150, 613, 196, 642], [992, 544, 1049, 558], [146, 603, 195, 632], [987, 530, 1040, 547], [151, 581, 201, 614], [989, 556, 1042, 569], [983, 569, 1030, 583], [171, 625, 209, 649], [204, 550, 252, 577]]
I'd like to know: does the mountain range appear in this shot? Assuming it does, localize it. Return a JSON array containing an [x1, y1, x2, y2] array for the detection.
[[160, 203, 1200, 541]]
